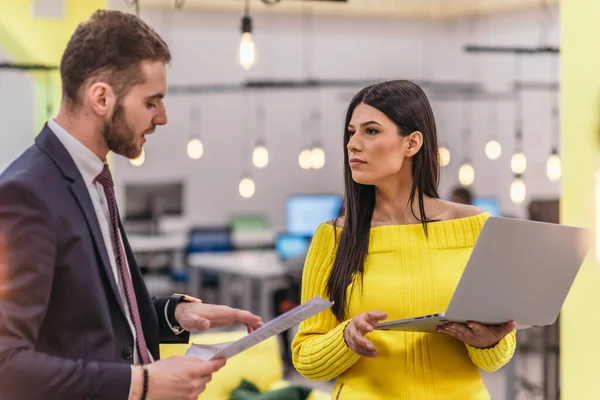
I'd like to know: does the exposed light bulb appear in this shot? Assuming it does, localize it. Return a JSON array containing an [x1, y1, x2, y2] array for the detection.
[[299, 149, 312, 170], [546, 150, 561, 182], [187, 138, 204, 160], [510, 175, 526, 204], [130, 148, 145, 167], [485, 140, 502, 160], [252, 145, 269, 168], [438, 146, 451, 167], [458, 162, 475, 186], [239, 32, 255, 70], [239, 15, 255, 71], [239, 177, 255, 198], [310, 147, 326, 169], [511, 151, 527, 174]]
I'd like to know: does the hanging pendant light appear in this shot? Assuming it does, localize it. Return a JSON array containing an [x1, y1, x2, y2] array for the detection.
[[546, 148, 561, 182], [547, 102, 561, 182], [485, 139, 502, 160], [252, 144, 269, 168], [187, 101, 204, 160], [438, 145, 451, 167], [510, 174, 526, 204], [310, 146, 326, 169], [239, 176, 256, 198], [238, 0, 255, 71], [252, 101, 268, 168], [511, 62, 526, 175], [485, 106, 502, 160], [511, 151, 527, 174], [299, 148, 312, 170], [458, 161, 475, 186], [130, 148, 145, 167], [187, 138, 204, 160]]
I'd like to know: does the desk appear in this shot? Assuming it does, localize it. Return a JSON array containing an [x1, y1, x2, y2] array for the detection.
[[128, 233, 187, 253], [128, 231, 276, 254], [187, 250, 305, 320], [128, 233, 187, 275], [232, 230, 275, 249]]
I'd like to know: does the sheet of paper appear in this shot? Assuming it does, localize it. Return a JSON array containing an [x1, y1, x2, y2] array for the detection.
[[184, 341, 234, 360], [185, 296, 333, 361]]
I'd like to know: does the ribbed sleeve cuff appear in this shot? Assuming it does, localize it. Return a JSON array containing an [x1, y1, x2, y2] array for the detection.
[[465, 330, 516, 372], [294, 320, 361, 381]]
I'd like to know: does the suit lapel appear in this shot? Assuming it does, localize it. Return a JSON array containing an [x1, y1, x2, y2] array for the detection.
[[69, 179, 127, 317], [35, 125, 127, 321]]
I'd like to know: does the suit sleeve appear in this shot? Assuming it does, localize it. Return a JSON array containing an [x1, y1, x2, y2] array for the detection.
[[152, 296, 190, 344], [0, 182, 131, 400]]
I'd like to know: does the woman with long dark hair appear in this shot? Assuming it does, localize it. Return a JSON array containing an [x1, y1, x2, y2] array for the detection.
[[292, 80, 516, 399]]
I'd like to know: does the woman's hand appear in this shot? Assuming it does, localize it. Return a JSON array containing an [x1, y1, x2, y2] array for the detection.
[[343, 311, 388, 357], [437, 320, 517, 349]]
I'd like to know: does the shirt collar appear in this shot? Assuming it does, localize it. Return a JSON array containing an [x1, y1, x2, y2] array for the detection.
[[47, 118, 106, 186]]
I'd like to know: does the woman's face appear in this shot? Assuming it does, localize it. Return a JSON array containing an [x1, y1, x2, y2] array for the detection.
[[347, 103, 421, 186]]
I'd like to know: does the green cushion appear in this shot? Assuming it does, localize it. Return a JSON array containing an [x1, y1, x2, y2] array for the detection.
[[229, 379, 312, 400], [229, 215, 269, 231]]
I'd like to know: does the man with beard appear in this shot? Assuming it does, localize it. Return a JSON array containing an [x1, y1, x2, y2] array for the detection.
[[0, 10, 263, 400]]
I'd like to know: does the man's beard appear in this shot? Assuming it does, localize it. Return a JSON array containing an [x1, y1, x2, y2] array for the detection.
[[102, 101, 141, 159]]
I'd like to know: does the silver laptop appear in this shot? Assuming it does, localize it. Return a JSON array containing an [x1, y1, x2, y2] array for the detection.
[[373, 217, 592, 333]]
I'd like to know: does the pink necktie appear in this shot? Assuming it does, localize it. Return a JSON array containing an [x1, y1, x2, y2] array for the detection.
[[96, 164, 151, 365]]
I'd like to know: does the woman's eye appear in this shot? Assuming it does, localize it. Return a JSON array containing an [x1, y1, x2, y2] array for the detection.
[[366, 128, 379, 135], [348, 130, 356, 137], [147, 103, 156, 109]]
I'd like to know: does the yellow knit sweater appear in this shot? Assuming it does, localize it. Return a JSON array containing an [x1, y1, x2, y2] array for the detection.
[[291, 212, 516, 400]]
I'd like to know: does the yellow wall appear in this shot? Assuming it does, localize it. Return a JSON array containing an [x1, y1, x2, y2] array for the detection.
[[0, 0, 107, 130], [560, 0, 600, 397]]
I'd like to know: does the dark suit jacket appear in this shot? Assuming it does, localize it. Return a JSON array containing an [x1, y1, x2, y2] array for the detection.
[[0, 125, 189, 400]]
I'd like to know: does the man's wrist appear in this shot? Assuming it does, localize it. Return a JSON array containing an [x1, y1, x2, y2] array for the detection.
[[168, 293, 202, 330], [166, 295, 183, 329]]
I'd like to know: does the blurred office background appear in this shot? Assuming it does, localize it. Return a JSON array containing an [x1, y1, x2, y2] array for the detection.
[[0, 0, 577, 399]]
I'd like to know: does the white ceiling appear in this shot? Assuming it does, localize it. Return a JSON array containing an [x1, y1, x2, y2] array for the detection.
[[137, 0, 558, 20]]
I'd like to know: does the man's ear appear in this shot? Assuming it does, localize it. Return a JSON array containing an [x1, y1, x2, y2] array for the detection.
[[405, 131, 423, 158], [87, 82, 116, 117]]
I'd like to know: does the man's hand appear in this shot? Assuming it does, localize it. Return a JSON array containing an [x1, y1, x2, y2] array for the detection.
[[129, 356, 226, 400], [175, 302, 263, 333]]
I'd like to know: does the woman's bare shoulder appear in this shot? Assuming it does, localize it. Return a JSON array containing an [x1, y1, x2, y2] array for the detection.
[[325, 216, 345, 229], [435, 199, 485, 221]]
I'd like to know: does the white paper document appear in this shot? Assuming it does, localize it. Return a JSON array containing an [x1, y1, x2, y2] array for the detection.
[[185, 296, 333, 361]]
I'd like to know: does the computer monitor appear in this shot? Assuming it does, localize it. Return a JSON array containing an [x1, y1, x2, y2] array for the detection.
[[124, 182, 183, 220], [286, 194, 343, 236], [275, 233, 310, 260], [186, 227, 232, 253], [472, 196, 502, 217]]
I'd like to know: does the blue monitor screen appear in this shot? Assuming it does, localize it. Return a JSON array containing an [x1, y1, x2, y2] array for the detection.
[[286, 194, 343, 236], [276, 234, 310, 259], [187, 230, 230, 252], [472, 197, 501, 217]]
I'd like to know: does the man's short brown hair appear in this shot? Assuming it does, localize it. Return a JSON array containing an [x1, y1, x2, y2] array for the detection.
[[60, 10, 171, 108]]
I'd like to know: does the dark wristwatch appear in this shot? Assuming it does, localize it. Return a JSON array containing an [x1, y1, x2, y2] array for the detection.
[[167, 293, 202, 330]]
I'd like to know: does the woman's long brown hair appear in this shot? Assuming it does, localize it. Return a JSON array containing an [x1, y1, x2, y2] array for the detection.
[[326, 80, 440, 321]]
